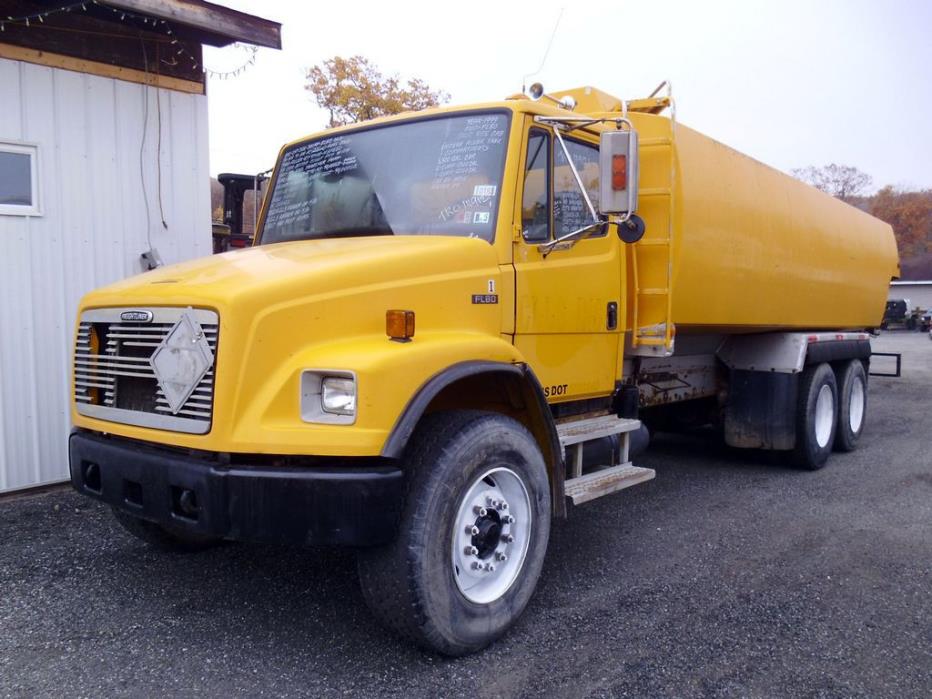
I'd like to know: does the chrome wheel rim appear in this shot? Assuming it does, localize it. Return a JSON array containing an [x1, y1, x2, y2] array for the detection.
[[849, 376, 865, 433], [451, 467, 531, 604], [815, 384, 835, 448]]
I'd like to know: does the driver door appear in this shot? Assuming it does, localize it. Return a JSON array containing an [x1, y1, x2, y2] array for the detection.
[[512, 122, 623, 403]]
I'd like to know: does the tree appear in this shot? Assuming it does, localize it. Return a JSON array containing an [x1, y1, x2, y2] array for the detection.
[[791, 163, 872, 201], [870, 186, 932, 257], [306, 55, 449, 128]]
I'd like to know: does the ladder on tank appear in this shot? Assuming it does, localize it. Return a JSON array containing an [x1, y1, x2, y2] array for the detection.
[[628, 87, 676, 357], [558, 415, 654, 505], [630, 136, 675, 356]]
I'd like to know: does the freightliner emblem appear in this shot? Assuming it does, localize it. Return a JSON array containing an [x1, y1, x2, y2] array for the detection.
[[120, 310, 153, 323]]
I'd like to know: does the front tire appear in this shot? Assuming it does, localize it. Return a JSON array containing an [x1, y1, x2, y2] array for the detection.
[[792, 363, 838, 470], [357, 410, 551, 656], [834, 359, 867, 452]]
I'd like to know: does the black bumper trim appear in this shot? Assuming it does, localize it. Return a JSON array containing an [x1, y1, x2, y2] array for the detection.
[[69, 432, 404, 546]]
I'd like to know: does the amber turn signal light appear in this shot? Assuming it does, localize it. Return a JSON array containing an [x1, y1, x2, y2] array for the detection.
[[386, 310, 415, 342], [612, 154, 627, 191]]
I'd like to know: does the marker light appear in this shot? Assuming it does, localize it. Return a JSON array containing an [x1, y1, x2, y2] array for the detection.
[[612, 154, 627, 191], [386, 310, 415, 342]]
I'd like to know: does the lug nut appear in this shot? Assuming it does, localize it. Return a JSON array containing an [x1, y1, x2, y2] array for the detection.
[[474, 506, 487, 517], [496, 552, 508, 562], [486, 563, 496, 572], [504, 515, 515, 524], [471, 561, 483, 570], [464, 545, 479, 556], [500, 501, 509, 510], [503, 534, 515, 544], [466, 525, 480, 535]]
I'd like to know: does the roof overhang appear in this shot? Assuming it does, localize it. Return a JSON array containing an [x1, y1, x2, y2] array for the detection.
[[103, 0, 281, 49]]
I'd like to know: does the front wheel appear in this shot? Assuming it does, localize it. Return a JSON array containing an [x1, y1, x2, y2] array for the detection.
[[357, 411, 551, 656]]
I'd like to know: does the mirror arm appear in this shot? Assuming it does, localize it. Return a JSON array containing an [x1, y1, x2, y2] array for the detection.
[[537, 221, 604, 257]]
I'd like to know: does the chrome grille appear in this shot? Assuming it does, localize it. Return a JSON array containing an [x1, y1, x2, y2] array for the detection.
[[73, 308, 219, 434]]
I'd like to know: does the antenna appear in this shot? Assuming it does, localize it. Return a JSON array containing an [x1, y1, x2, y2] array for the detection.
[[521, 7, 564, 94]]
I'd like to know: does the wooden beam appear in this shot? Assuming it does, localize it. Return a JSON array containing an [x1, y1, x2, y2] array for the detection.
[[0, 7, 204, 84], [104, 0, 282, 49], [0, 43, 205, 94]]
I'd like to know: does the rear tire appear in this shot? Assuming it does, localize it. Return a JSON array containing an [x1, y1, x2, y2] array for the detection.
[[111, 508, 222, 553], [792, 363, 838, 470], [357, 410, 551, 656], [834, 359, 867, 452]]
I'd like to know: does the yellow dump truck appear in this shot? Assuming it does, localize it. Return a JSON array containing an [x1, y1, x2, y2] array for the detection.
[[69, 84, 898, 655]]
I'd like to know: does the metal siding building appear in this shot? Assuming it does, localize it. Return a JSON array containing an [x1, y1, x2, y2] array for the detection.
[[0, 1, 280, 494], [889, 281, 932, 310], [0, 59, 212, 493]]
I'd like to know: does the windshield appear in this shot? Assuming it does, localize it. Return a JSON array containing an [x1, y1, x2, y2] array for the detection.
[[259, 112, 510, 244]]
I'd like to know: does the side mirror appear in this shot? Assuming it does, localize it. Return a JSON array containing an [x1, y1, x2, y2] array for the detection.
[[598, 128, 639, 217]]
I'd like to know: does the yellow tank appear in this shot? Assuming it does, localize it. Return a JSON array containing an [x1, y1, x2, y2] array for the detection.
[[555, 87, 899, 344]]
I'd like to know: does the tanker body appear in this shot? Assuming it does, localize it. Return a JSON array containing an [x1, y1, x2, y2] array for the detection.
[[571, 94, 899, 343], [671, 121, 896, 332], [68, 83, 898, 655]]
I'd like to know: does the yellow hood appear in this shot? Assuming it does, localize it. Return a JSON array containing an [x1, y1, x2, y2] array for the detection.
[[90, 235, 499, 309]]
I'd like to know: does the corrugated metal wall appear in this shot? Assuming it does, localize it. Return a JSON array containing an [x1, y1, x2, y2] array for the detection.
[[0, 58, 212, 493], [888, 284, 932, 310]]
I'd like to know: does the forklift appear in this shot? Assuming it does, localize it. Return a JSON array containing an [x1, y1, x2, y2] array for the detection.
[[212, 171, 269, 253]]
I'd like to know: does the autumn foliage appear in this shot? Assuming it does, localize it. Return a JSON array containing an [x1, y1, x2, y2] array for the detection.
[[870, 187, 932, 253], [792, 164, 932, 279], [870, 187, 932, 279], [306, 55, 449, 128]]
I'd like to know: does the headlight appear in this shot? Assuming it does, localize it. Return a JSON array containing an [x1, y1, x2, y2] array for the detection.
[[321, 376, 356, 415], [300, 370, 356, 425]]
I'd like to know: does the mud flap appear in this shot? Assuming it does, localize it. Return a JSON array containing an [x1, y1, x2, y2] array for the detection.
[[724, 370, 797, 450]]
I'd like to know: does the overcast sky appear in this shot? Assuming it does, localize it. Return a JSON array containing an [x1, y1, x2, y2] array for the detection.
[[204, 0, 932, 191]]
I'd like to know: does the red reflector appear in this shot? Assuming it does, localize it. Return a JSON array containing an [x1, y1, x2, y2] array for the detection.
[[612, 154, 627, 191]]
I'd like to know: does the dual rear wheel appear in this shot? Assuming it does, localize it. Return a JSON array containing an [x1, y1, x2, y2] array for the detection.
[[793, 359, 868, 470]]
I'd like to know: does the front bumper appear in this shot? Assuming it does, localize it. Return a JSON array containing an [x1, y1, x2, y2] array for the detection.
[[69, 431, 404, 546]]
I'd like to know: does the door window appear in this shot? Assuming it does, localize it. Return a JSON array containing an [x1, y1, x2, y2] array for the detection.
[[553, 138, 600, 237], [521, 129, 549, 242]]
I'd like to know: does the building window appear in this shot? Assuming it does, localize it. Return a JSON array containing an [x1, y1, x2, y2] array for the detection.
[[0, 142, 40, 216]]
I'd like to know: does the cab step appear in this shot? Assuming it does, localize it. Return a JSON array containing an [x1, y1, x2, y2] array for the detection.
[[557, 415, 655, 505], [564, 463, 656, 505], [557, 415, 641, 447]]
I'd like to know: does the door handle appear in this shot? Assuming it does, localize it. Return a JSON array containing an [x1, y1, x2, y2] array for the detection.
[[607, 301, 618, 330]]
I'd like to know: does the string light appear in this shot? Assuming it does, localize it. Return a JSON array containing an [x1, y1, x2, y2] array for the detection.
[[0, 0, 258, 79], [0, 0, 94, 32]]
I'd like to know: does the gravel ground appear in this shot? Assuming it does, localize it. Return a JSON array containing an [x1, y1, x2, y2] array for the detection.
[[1, 332, 930, 698]]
